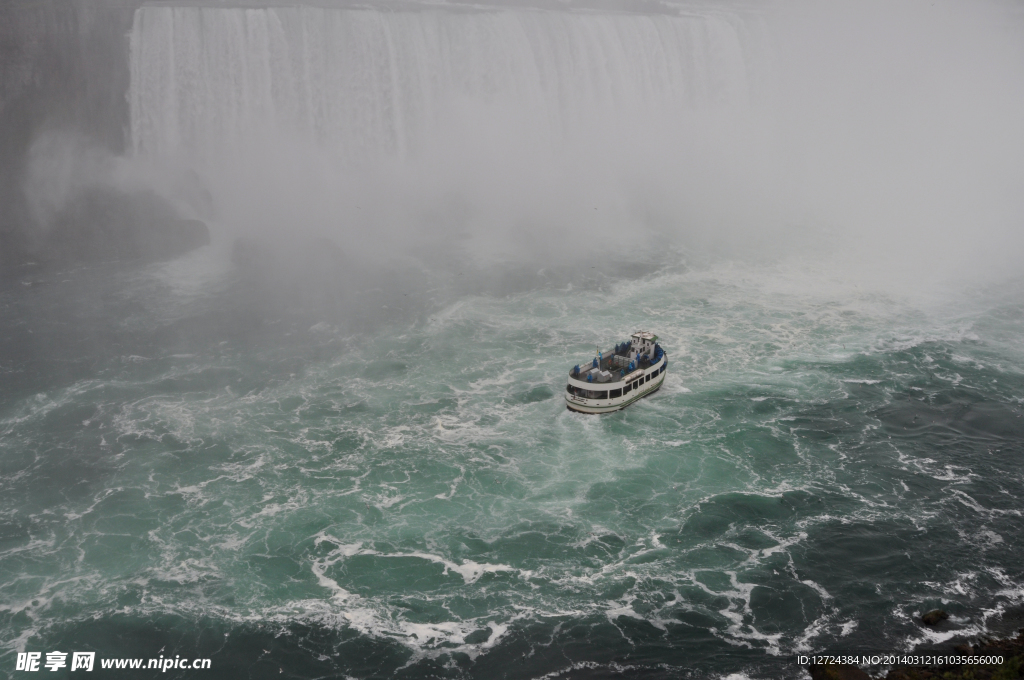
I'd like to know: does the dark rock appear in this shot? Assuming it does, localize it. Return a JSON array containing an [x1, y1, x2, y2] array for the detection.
[[921, 609, 949, 626], [41, 188, 209, 264], [0, 0, 211, 271], [807, 664, 872, 680], [0, 0, 138, 272], [879, 628, 1024, 679]]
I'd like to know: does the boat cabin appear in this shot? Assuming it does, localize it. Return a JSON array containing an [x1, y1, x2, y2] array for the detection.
[[566, 331, 668, 413]]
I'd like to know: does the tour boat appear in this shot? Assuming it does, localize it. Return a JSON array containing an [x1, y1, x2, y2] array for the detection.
[[566, 331, 667, 414]]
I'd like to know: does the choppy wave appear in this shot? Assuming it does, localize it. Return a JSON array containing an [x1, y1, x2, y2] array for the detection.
[[2, 259, 1023, 678]]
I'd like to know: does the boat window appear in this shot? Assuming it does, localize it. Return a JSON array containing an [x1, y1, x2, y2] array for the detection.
[[623, 383, 631, 394], [566, 384, 574, 394], [644, 374, 650, 383], [610, 388, 622, 398], [632, 380, 638, 390]]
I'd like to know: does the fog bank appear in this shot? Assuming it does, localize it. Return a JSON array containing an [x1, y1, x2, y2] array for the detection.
[[11, 0, 1024, 297]]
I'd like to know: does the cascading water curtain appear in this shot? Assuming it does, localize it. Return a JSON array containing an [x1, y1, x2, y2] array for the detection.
[[128, 6, 765, 166]]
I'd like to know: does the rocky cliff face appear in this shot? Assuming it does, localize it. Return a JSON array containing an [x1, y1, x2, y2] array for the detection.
[[0, 0, 208, 275]]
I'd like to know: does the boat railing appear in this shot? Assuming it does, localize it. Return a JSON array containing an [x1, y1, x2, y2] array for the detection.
[[572, 345, 666, 381], [610, 355, 631, 370]]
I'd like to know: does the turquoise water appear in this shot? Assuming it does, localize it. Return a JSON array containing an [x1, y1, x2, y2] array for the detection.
[[2, 251, 1023, 679]]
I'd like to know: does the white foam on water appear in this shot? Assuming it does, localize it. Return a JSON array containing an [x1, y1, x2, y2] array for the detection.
[[903, 622, 988, 650], [5, 237, 1024, 677], [604, 602, 647, 624], [434, 465, 466, 500], [952, 490, 1022, 517], [264, 593, 519, 663], [312, 535, 516, 587], [0, 380, 104, 433]]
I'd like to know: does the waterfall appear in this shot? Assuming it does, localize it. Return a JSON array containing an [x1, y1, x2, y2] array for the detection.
[[128, 6, 763, 164]]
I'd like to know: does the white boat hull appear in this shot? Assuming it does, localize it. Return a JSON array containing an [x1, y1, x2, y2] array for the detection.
[[565, 352, 667, 414]]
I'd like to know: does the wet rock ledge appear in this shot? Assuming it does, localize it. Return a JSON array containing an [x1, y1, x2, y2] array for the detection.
[[807, 628, 1024, 680]]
